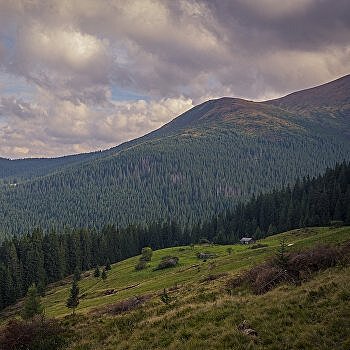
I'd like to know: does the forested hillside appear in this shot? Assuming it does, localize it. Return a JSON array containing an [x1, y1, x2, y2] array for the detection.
[[0, 161, 349, 312], [0, 75, 349, 234], [0, 152, 104, 182]]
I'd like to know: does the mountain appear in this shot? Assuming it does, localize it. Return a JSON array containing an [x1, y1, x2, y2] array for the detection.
[[0, 152, 104, 181], [0, 75, 349, 234], [0, 161, 348, 313]]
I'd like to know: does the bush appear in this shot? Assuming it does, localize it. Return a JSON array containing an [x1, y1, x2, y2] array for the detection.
[[160, 289, 171, 304], [93, 295, 151, 316], [227, 241, 350, 295], [154, 256, 179, 270], [135, 247, 153, 270], [197, 252, 217, 260], [141, 247, 153, 262], [0, 317, 70, 350], [135, 260, 148, 271]]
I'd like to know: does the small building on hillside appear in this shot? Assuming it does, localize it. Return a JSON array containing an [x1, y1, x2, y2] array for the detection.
[[240, 237, 255, 245]]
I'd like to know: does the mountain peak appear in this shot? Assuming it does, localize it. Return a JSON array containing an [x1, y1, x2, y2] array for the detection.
[[267, 74, 350, 109]]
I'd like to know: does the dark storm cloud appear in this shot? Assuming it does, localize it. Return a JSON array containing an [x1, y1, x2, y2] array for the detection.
[[203, 0, 350, 50], [0, 0, 349, 158]]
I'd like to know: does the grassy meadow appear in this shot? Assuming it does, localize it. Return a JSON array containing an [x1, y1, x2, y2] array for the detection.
[[33, 226, 349, 318], [2, 226, 350, 349]]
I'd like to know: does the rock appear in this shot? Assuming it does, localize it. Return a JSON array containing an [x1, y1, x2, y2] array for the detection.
[[238, 320, 258, 337], [243, 328, 258, 337]]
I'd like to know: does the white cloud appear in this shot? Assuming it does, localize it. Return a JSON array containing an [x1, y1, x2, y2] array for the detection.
[[0, 92, 193, 158], [0, 0, 349, 158]]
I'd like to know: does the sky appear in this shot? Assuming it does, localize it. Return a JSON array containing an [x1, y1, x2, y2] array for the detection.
[[0, 0, 349, 159]]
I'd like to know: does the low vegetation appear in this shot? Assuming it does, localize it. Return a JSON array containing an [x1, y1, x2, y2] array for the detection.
[[1, 226, 349, 349], [154, 256, 179, 270], [0, 317, 70, 350], [227, 240, 350, 295]]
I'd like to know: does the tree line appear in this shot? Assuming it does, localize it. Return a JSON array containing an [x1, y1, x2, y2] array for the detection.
[[1, 161, 349, 311]]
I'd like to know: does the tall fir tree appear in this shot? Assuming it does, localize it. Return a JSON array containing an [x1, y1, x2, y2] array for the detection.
[[66, 277, 79, 315], [22, 283, 43, 320]]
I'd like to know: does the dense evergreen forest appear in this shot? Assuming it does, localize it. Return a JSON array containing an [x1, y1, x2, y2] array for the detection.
[[0, 75, 349, 235], [0, 128, 349, 235], [1, 161, 349, 312], [0, 152, 103, 181]]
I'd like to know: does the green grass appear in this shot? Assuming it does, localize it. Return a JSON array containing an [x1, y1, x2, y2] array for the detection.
[[3, 226, 350, 349], [58, 226, 350, 350], [36, 226, 350, 318]]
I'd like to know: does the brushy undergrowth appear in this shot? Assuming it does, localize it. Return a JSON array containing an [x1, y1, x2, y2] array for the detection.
[[227, 241, 350, 294], [0, 316, 72, 350]]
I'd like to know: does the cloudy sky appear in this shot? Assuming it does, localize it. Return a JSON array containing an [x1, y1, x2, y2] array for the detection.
[[0, 0, 349, 158]]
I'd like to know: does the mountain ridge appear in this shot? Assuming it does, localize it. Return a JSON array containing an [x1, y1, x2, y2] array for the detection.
[[0, 74, 349, 234], [2, 74, 349, 165]]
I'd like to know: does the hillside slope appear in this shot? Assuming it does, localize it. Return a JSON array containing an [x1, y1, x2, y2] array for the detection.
[[0, 75, 350, 234], [2, 226, 349, 349]]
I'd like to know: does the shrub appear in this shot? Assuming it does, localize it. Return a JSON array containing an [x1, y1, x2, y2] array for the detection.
[[160, 289, 171, 304], [141, 247, 153, 262], [135, 247, 153, 270], [135, 260, 148, 271], [197, 252, 217, 260], [154, 256, 179, 270], [287, 245, 340, 280], [227, 241, 350, 295], [0, 317, 70, 350], [93, 295, 151, 316]]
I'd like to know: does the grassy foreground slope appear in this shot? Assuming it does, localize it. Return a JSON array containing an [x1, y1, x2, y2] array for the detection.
[[56, 226, 350, 350], [3, 226, 349, 349], [38, 226, 349, 317]]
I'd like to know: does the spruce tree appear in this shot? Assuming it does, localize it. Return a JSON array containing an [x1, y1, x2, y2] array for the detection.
[[66, 278, 79, 315], [101, 269, 107, 280], [94, 265, 100, 278], [22, 283, 43, 320], [105, 259, 111, 271], [275, 239, 289, 270]]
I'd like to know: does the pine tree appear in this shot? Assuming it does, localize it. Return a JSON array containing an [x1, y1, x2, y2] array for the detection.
[[105, 259, 111, 271], [66, 278, 79, 315], [101, 269, 107, 280], [22, 284, 43, 320], [275, 239, 289, 270], [94, 265, 100, 278]]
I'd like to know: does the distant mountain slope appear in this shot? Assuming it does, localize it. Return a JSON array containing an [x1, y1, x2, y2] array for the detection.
[[0, 152, 105, 181], [269, 74, 350, 108], [0, 75, 349, 234]]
